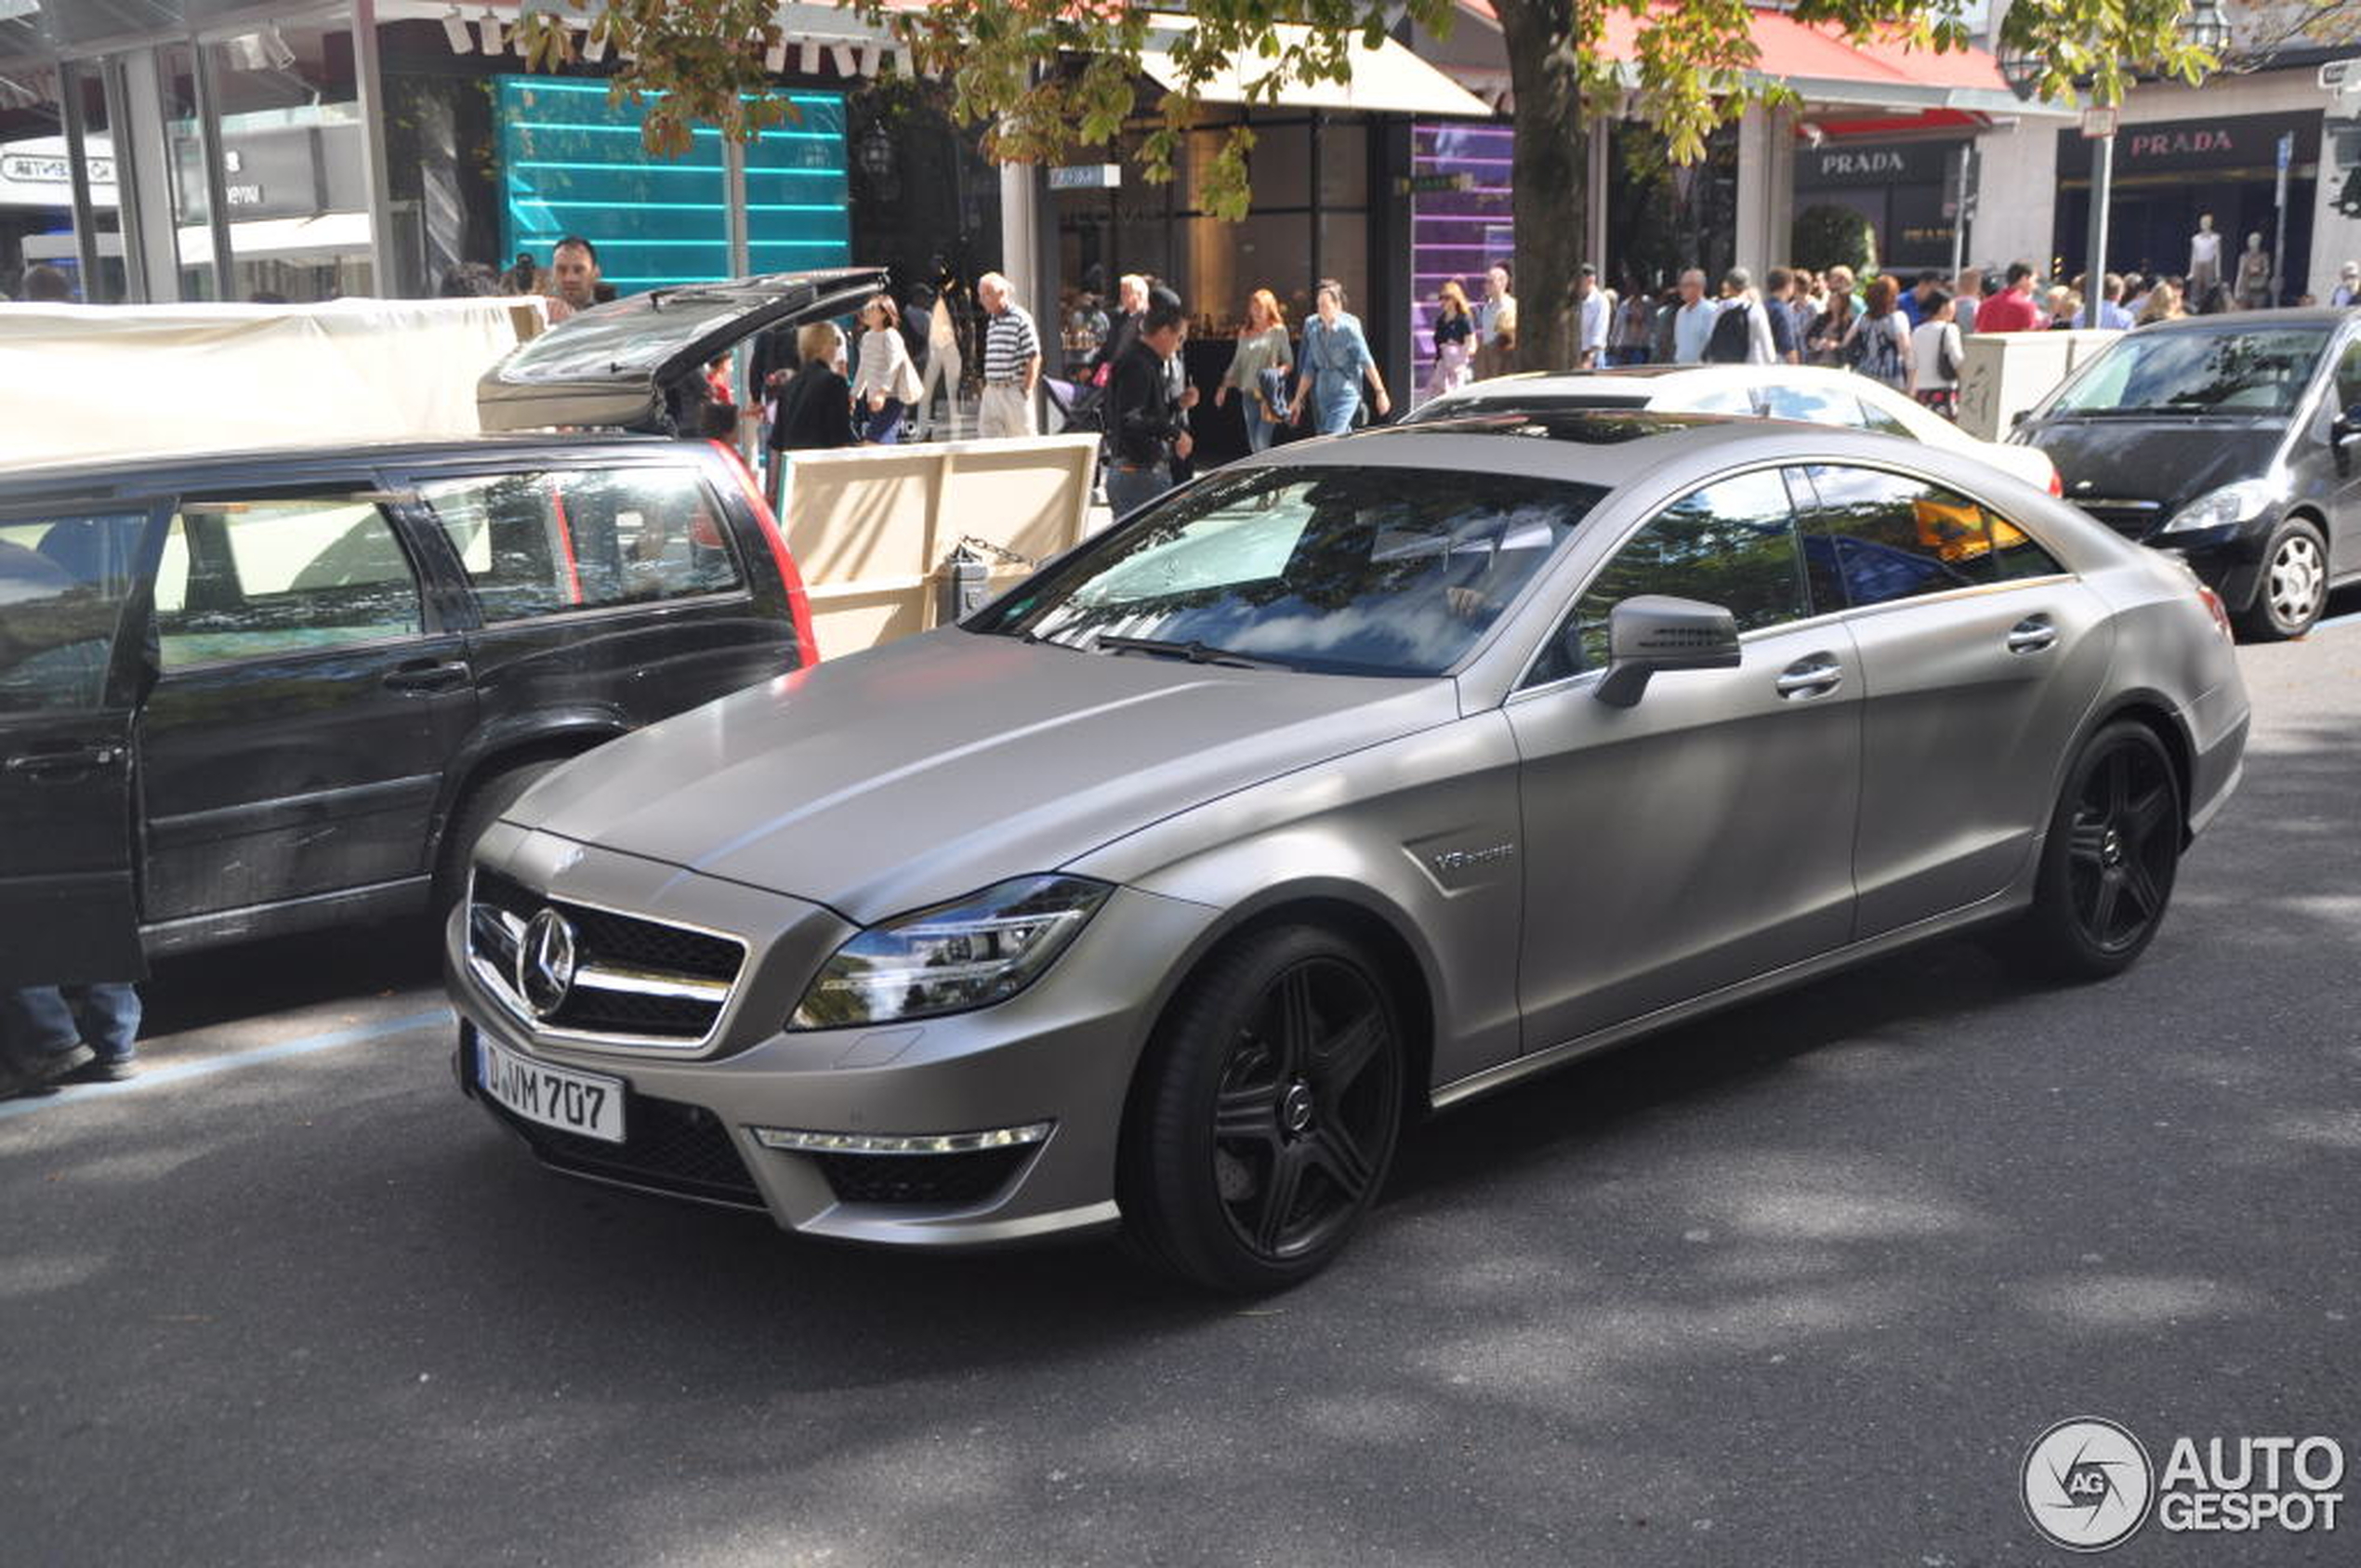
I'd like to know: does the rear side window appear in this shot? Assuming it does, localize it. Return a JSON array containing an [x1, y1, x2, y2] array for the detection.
[[153, 496, 423, 668], [1795, 465, 2064, 610], [0, 510, 148, 713], [420, 466, 743, 623], [1760, 383, 1866, 428]]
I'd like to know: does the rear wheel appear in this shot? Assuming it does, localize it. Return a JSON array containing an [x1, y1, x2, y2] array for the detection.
[[2018, 721, 2183, 982], [2234, 516, 2328, 640], [1122, 926, 1405, 1293], [431, 757, 568, 919]]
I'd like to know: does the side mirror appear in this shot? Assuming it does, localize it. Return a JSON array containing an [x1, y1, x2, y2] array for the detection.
[[2334, 402, 2361, 441], [1594, 595, 1742, 707]]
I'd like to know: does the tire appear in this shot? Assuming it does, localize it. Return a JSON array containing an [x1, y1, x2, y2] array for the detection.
[[2234, 516, 2329, 641], [2016, 721, 2183, 983], [1120, 925, 1405, 1294], [430, 757, 568, 918]]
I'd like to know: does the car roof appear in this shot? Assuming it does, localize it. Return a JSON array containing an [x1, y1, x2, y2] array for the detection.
[[1441, 365, 1872, 399], [2134, 307, 2354, 333], [0, 432, 692, 501], [1256, 407, 1951, 494]]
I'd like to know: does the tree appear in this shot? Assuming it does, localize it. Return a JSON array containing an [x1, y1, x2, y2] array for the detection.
[[519, 1, 2220, 373]]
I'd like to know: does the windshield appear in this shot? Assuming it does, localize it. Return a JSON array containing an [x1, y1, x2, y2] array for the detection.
[[970, 466, 1605, 676], [2047, 327, 2328, 417]]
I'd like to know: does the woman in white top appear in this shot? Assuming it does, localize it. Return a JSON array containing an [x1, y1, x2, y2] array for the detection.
[[1908, 289, 1962, 418], [851, 293, 925, 445]]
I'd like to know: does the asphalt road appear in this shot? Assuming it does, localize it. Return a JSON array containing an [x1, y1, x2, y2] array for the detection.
[[5, 606, 2358, 1568]]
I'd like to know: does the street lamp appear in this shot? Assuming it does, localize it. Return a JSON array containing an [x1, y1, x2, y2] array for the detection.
[[2082, 1, 2231, 320]]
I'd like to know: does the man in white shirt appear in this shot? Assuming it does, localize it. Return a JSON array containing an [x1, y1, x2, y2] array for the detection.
[[1572, 263, 1611, 369], [2333, 262, 2360, 307], [1702, 268, 1776, 365], [1671, 269, 1721, 364]]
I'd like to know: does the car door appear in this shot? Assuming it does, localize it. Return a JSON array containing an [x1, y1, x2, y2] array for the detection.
[[1791, 462, 2115, 937], [402, 456, 791, 734], [0, 502, 157, 985], [134, 484, 476, 929], [1506, 466, 1862, 1050]]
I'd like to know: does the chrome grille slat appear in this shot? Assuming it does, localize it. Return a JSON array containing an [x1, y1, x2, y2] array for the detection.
[[466, 866, 746, 1052]]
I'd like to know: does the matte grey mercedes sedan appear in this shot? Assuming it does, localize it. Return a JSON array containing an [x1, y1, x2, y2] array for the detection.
[[447, 411, 2249, 1291]]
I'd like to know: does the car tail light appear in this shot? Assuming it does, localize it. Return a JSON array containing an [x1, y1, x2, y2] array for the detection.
[[2195, 580, 2234, 641], [2046, 466, 2064, 497], [712, 440, 819, 665]]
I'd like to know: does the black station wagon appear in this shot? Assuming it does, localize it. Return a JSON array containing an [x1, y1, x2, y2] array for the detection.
[[0, 268, 883, 987]]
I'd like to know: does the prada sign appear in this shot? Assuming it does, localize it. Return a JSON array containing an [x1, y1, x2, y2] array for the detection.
[[1795, 139, 1959, 190], [2057, 111, 2320, 176]]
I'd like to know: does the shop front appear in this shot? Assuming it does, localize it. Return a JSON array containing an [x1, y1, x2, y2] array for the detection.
[[1793, 135, 1970, 274], [2055, 110, 2321, 298]]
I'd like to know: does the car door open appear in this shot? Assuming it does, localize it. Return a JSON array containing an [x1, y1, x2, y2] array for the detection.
[[0, 506, 156, 986]]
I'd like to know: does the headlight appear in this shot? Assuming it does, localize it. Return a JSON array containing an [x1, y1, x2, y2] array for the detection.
[[2160, 479, 2281, 534], [787, 875, 1112, 1031]]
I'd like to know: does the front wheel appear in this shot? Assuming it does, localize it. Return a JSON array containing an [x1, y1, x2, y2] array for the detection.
[[2235, 516, 2328, 640], [2017, 721, 2183, 982], [1121, 926, 1405, 1293]]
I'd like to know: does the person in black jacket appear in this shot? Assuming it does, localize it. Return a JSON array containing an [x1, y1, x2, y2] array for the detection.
[[1104, 301, 1193, 517], [767, 323, 856, 454]]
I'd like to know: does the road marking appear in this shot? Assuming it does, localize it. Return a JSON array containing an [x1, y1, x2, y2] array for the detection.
[[0, 1007, 453, 1124]]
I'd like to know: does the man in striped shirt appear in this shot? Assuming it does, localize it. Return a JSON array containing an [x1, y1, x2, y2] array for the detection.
[[976, 271, 1041, 439]]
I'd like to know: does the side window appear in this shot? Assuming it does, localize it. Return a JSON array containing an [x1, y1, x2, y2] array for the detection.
[[153, 497, 422, 669], [563, 467, 745, 604], [1796, 466, 2063, 608], [421, 467, 744, 623], [1849, 393, 1915, 438], [0, 511, 147, 714], [1528, 468, 1809, 685], [2332, 338, 2361, 416]]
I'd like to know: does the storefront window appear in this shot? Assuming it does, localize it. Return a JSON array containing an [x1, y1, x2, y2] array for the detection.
[[1409, 121, 1513, 394], [497, 78, 850, 296], [0, 65, 125, 303], [202, 12, 373, 303]]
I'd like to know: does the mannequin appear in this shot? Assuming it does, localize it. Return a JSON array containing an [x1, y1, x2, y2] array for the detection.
[[912, 259, 966, 441], [2189, 213, 2223, 296], [2236, 231, 2273, 310]]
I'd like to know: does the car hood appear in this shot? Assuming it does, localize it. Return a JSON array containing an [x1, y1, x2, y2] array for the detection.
[[2026, 415, 2288, 506], [509, 629, 1457, 923]]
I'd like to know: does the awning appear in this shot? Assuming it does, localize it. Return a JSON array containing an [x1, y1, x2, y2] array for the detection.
[[174, 212, 372, 266], [1451, 1, 2074, 120], [1140, 16, 1495, 119]]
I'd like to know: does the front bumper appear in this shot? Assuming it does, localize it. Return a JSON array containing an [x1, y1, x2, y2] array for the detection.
[[445, 828, 1223, 1250]]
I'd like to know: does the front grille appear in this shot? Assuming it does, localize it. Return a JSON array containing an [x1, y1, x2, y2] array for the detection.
[[484, 1082, 764, 1210], [813, 1146, 1034, 1208], [468, 866, 745, 1047], [2075, 499, 2164, 539]]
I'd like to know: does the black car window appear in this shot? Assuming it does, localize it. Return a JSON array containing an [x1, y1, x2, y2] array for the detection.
[[0, 511, 147, 714], [1528, 467, 1810, 685], [2334, 338, 2361, 416], [420, 466, 743, 623], [973, 466, 1604, 677], [1795, 466, 2062, 608], [153, 497, 422, 669]]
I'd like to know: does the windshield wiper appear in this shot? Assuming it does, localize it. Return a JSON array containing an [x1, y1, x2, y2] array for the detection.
[[1093, 634, 1294, 670]]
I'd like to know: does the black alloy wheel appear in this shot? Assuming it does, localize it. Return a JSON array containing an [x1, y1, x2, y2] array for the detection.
[[1123, 926, 1405, 1292], [2019, 720, 2183, 982]]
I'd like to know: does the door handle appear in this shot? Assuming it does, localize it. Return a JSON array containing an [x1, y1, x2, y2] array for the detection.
[[1774, 656, 1844, 699], [382, 658, 471, 694], [4, 744, 125, 777], [2006, 616, 2059, 655]]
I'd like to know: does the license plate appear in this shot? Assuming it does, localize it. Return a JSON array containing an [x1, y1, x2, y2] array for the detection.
[[477, 1034, 626, 1144]]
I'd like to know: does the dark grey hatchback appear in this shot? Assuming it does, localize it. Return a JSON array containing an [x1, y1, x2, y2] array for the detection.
[[0, 268, 880, 989], [2014, 308, 2361, 639]]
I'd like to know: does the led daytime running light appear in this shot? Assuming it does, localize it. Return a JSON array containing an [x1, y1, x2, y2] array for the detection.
[[752, 1122, 1053, 1155]]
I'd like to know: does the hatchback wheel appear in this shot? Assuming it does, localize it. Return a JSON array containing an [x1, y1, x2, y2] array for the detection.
[[2236, 517, 2328, 640], [2019, 721, 2183, 982], [1123, 926, 1405, 1293]]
